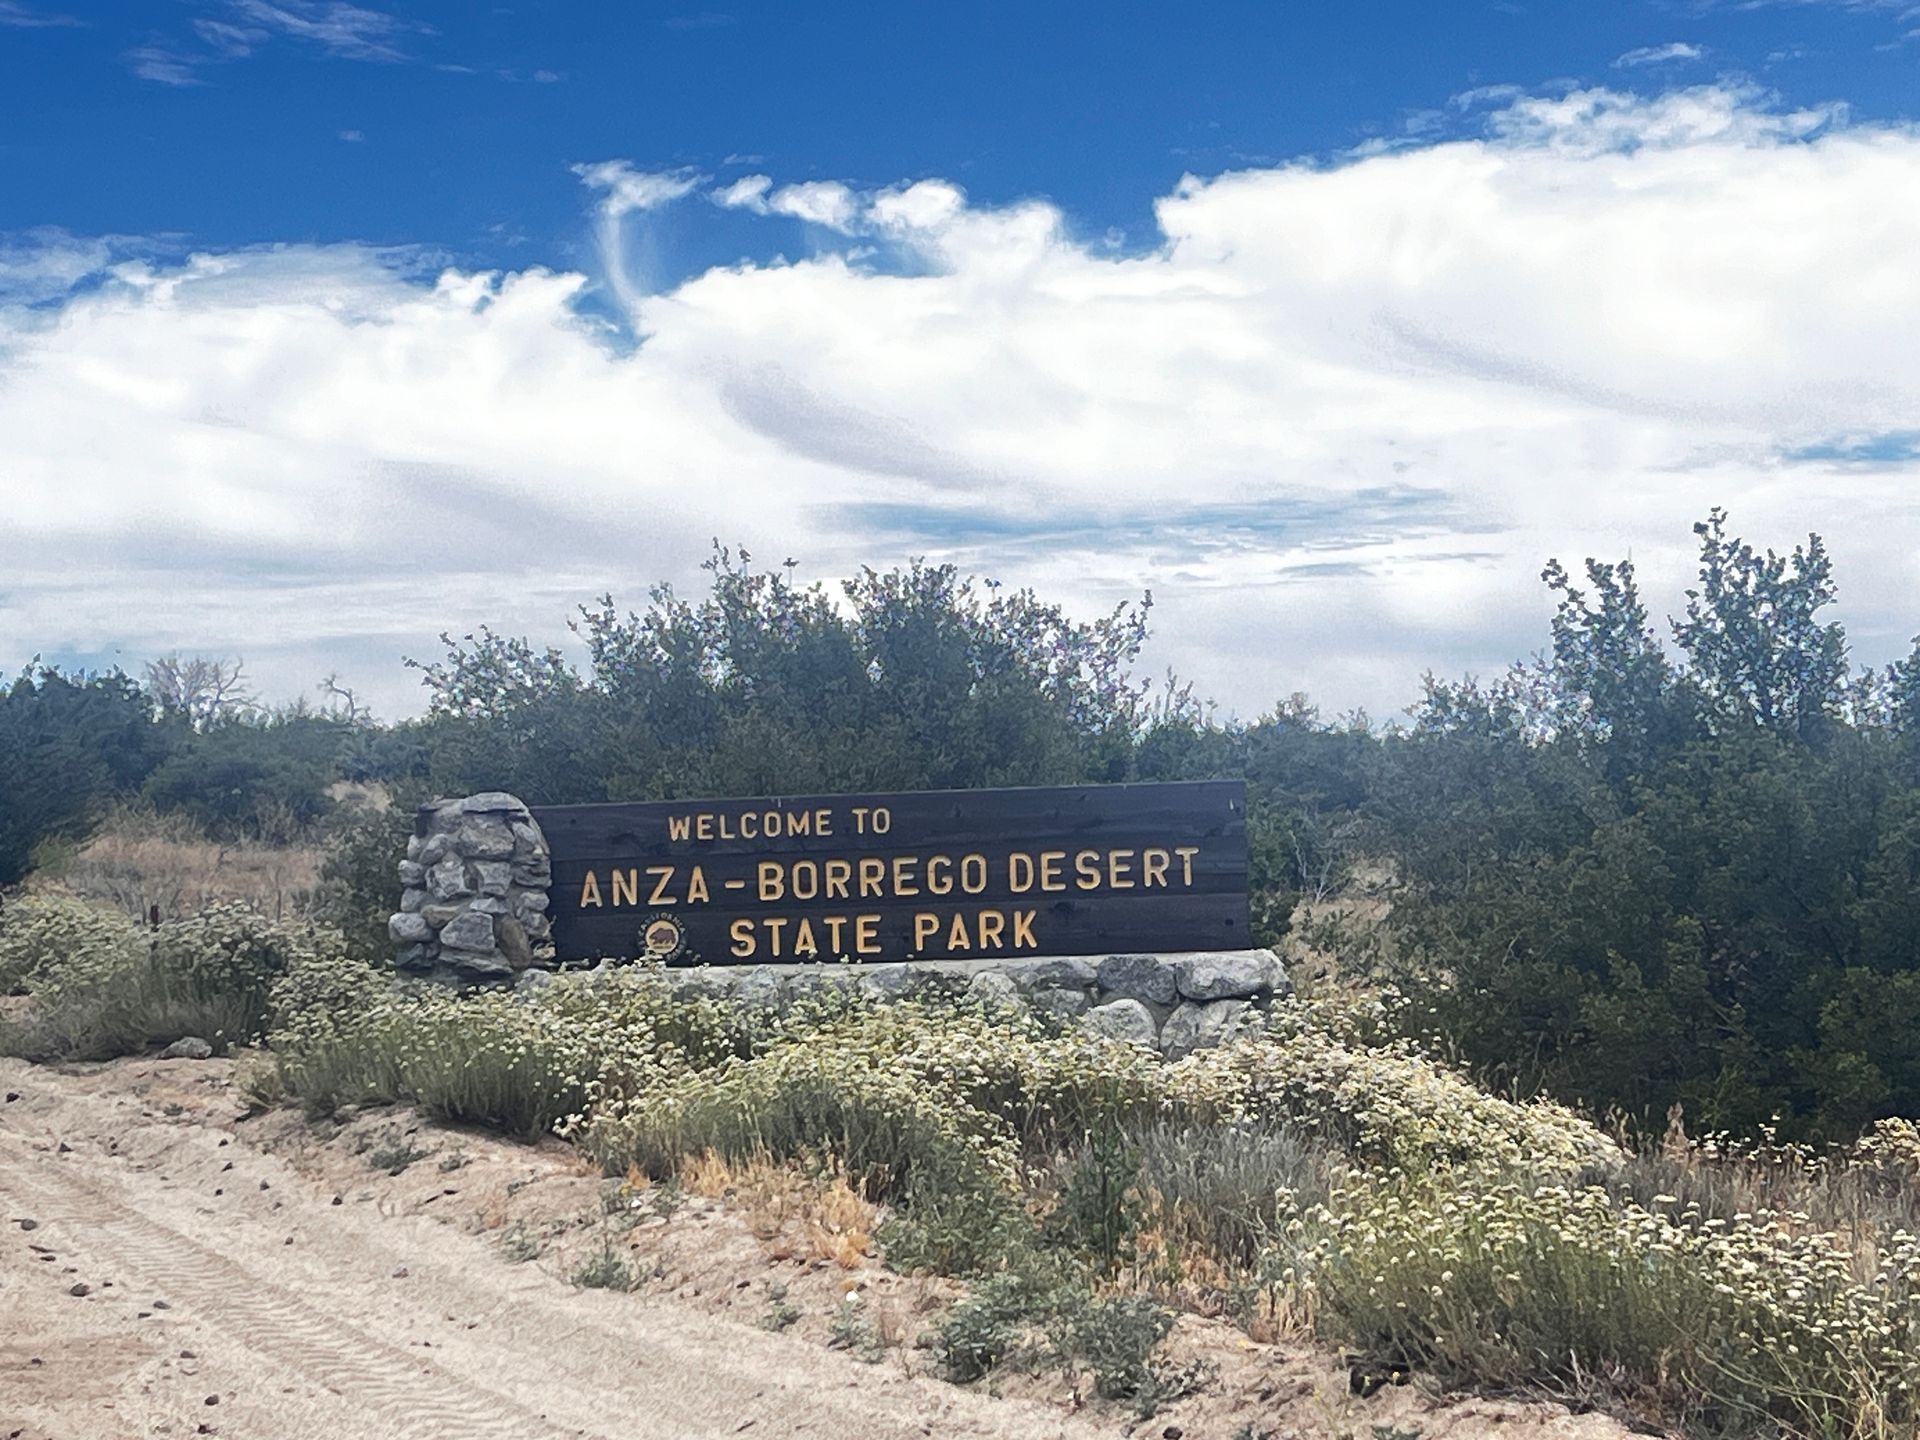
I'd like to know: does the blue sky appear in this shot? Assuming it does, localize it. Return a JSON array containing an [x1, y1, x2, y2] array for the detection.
[[3, 1, 1920, 719], [6, 1, 1915, 281]]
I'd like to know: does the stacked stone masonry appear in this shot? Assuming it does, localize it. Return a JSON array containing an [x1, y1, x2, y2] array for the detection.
[[391, 792, 555, 986]]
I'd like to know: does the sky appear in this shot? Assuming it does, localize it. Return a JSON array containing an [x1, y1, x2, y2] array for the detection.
[[3, 1, 1919, 723]]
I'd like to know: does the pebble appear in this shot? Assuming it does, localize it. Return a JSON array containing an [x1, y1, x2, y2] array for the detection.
[[68, 1282, 90, 1297], [17, 1218, 37, 1231], [391, 1266, 409, 1278], [4, 1091, 18, 1102]]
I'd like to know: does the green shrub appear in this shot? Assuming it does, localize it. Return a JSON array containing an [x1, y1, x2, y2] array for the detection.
[[0, 892, 140, 995]]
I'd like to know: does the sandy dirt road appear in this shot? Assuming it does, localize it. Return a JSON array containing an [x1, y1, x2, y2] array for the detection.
[[0, 1057, 1115, 1440]]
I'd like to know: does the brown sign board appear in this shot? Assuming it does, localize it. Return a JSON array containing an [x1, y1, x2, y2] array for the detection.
[[530, 780, 1248, 965]]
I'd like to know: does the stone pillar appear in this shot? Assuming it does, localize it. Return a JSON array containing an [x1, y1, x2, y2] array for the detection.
[[391, 792, 554, 986]]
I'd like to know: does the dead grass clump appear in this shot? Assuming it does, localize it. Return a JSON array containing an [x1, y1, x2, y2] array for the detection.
[[38, 805, 322, 921], [676, 1149, 875, 1267]]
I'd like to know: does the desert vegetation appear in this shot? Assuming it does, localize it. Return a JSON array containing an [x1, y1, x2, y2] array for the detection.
[[4, 511, 1920, 1434]]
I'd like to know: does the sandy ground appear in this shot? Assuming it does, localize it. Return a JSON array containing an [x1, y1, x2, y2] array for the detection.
[[0, 1056, 1635, 1440]]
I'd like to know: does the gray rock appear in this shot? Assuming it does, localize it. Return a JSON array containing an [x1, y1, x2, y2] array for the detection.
[[456, 818, 516, 860], [966, 969, 1021, 1006], [420, 903, 463, 928], [161, 1035, 214, 1060], [1029, 988, 1092, 1022], [1169, 950, 1286, 1002], [514, 891, 550, 915], [418, 834, 451, 867], [1096, 953, 1177, 1006], [462, 791, 527, 815], [1161, 998, 1256, 1059], [441, 947, 512, 980], [395, 943, 436, 973], [521, 912, 552, 942], [397, 860, 425, 887], [467, 895, 510, 916], [388, 912, 432, 945], [856, 964, 915, 1000], [497, 917, 534, 968], [438, 910, 497, 954], [511, 860, 552, 888], [1085, 998, 1160, 1048], [514, 968, 555, 994], [406, 835, 425, 862], [1010, 957, 1098, 991], [399, 887, 427, 914], [473, 860, 513, 897], [426, 857, 469, 902], [510, 821, 545, 854]]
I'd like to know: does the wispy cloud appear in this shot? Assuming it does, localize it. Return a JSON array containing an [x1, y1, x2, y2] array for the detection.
[[125, 1, 426, 84], [0, 1, 83, 26], [1615, 41, 1706, 66]]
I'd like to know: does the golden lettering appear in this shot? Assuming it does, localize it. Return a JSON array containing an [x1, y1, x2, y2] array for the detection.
[[729, 918, 756, 957], [824, 859, 852, 900], [765, 916, 787, 957], [978, 910, 1006, 948], [892, 855, 920, 897], [739, 810, 758, 840], [696, 814, 714, 841], [788, 809, 812, 836], [758, 861, 784, 902], [913, 912, 941, 950], [945, 913, 972, 951], [647, 865, 676, 905], [824, 914, 849, 955], [1108, 849, 1136, 889], [612, 868, 640, 908], [1175, 846, 1200, 886], [791, 860, 819, 900], [668, 816, 691, 841], [851, 806, 870, 833], [813, 808, 833, 836], [857, 857, 886, 898], [685, 865, 710, 904], [1075, 850, 1102, 891], [961, 853, 988, 894], [1012, 910, 1037, 948], [1007, 852, 1034, 893], [793, 918, 819, 958], [926, 855, 953, 895], [579, 871, 603, 908], [1039, 851, 1066, 891], [1142, 848, 1170, 888], [855, 914, 881, 955]]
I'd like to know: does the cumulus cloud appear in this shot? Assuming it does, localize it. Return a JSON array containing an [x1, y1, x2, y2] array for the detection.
[[4, 84, 1920, 720]]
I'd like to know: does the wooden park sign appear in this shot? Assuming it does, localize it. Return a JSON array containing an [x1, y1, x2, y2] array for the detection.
[[530, 780, 1248, 966]]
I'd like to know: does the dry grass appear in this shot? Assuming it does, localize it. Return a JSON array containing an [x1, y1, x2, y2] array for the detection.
[[35, 806, 322, 922], [676, 1149, 877, 1268]]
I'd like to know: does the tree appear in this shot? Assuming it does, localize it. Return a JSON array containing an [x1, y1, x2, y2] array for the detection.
[[144, 654, 254, 731]]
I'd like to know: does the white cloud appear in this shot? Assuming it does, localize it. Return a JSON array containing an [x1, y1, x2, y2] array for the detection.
[[1615, 42, 1706, 67], [766, 180, 861, 231], [5, 85, 1920, 721], [712, 174, 774, 213]]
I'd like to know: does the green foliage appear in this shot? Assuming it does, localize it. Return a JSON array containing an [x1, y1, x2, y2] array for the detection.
[[139, 712, 345, 841], [313, 798, 418, 963], [570, 1244, 636, 1292], [1370, 512, 1920, 1137], [0, 891, 142, 995], [0, 666, 174, 885], [1, 899, 341, 1061]]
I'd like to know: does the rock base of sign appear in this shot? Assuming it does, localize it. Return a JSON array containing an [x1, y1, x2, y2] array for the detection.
[[391, 793, 555, 986], [523, 949, 1289, 1059]]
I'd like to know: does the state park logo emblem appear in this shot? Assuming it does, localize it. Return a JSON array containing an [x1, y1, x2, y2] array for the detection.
[[639, 913, 687, 962]]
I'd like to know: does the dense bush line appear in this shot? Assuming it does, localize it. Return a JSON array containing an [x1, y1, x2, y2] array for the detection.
[[8, 514, 1920, 1136]]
